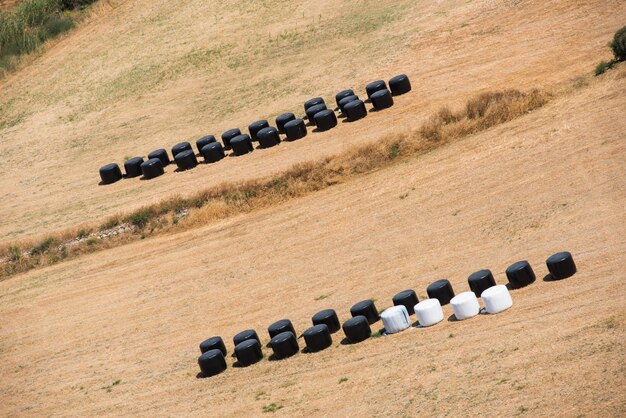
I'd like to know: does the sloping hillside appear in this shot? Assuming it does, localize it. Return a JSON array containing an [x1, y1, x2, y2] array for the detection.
[[0, 0, 623, 240], [1, 0, 625, 416]]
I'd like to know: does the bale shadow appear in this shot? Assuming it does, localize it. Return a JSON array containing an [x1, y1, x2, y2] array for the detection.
[[447, 314, 459, 323], [196, 372, 206, 379], [543, 273, 557, 282]]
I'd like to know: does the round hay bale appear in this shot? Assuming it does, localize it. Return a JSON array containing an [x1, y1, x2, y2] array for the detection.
[[312, 309, 340, 333], [365, 80, 387, 98], [426, 279, 455, 305], [389, 74, 411, 96], [370, 89, 394, 110], [335, 89, 354, 107], [392, 289, 419, 315], [304, 97, 325, 112], [140, 158, 164, 179], [350, 300, 380, 324], [481, 284, 513, 314], [505, 260, 536, 288], [123, 157, 144, 178], [450, 291, 480, 320], [147, 149, 170, 167], [99, 163, 123, 184], [342, 315, 371, 343], [468, 269, 497, 298], [414, 299, 444, 327], [275, 113, 296, 134], [257, 127, 281, 148], [303, 324, 332, 352], [284, 119, 307, 141], [199, 336, 227, 355], [198, 349, 227, 377], [380, 305, 410, 334], [344, 100, 367, 121], [201, 142, 225, 163], [221, 128, 241, 150], [171, 141, 192, 158], [269, 331, 299, 359], [248, 120, 270, 141], [546, 251, 576, 279], [234, 339, 263, 367], [268, 319, 295, 339], [230, 134, 253, 156], [174, 149, 198, 170], [338, 95, 359, 113], [233, 329, 260, 347], [313, 109, 337, 131], [196, 135, 216, 154], [306, 103, 327, 126]]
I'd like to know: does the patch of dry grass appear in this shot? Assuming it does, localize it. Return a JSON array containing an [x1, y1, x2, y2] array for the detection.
[[0, 88, 550, 280]]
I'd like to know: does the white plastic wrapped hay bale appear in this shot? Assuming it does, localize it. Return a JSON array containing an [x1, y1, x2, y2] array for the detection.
[[450, 291, 480, 320], [481, 284, 513, 314], [380, 305, 410, 334], [414, 299, 444, 327]]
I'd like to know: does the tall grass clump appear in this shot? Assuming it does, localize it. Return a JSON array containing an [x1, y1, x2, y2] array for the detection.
[[0, 0, 96, 76], [0, 89, 550, 280]]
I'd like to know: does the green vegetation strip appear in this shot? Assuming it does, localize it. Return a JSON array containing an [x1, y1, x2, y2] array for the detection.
[[0, 0, 98, 76], [0, 89, 549, 280]]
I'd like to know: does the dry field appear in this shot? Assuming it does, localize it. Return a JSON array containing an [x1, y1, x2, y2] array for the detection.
[[1, 0, 625, 417]]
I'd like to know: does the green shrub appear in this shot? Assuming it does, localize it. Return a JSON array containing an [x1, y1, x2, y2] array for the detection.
[[595, 60, 614, 76], [18, 0, 59, 27], [611, 25, 626, 61], [126, 209, 153, 228], [31, 237, 57, 255]]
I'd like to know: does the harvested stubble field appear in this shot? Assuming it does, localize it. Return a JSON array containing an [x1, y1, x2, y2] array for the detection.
[[1, 0, 625, 416]]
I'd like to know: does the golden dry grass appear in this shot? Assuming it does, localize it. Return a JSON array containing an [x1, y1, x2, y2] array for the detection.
[[0, 88, 549, 279]]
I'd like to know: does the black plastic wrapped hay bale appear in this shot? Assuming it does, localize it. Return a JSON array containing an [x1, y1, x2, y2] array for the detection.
[[198, 349, 227, 377], [199, 336, 227, 356], [233, 329, 260, 347], [546, 252, 577, 280], [221, 128, 241, 150], [365, 80, 387, 98], [196, 135, 216, 153], [201, 142, 225, 163], [304, 97, 325, 112], [147, 149, 170, 167], [314, 109, 337, 131], [284, 119, 307, 141], [234, 339, 263, 367], [426, 279, 455, 305], [468, 269, 497, 297], [174, 149, 198, 170], [140, 158, 164, 179], [339, 95, 359, 114], [270, 331, 299, 359], [342, 315, 371, 344], [389, 74, 412, 96], [257, 127, 281, 148], [99, 163, 122, 184], [303, 324, 332, 352], [506, 260, 536, 288], [312, 309, 340, 333], [306, 103, 327, 126], [171, 141, 192, 158], [230, 134, 253, 156], [124, 157, 144, 178], [335, 89, 354, 107], [392, 289, 419, 315], [268, 319, 296, 339], [248, 120, 270, 141], [370, 89, 394, 110], [344, 100, 367, 122], [275, 113, 296, 134], [350, 300, 380, 324]]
